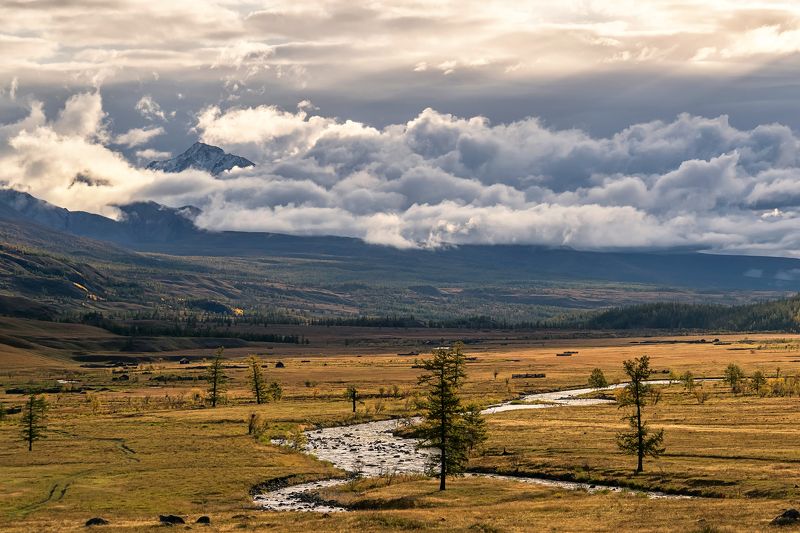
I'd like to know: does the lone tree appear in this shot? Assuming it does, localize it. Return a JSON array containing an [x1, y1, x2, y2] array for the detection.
[[679, 370, 695, 392], [206, 347, 227, 408], [417, 342, 487, 491], [723, 363, 746, 394], [588, 368, 608, 389], [247, 355, 268, 404], [616, 355, 665, 474], [346, 385, 358, 413], [21, 394, 47, 451]]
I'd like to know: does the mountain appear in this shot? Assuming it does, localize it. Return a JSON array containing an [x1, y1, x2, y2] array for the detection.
[[146, 142, 254, 175], [0, 189, 200, 245], [2, 189, 800, 324]]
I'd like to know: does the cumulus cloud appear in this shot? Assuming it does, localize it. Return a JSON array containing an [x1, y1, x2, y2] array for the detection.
[[7, 93, 800, 257], [114, 126, 165, 148]]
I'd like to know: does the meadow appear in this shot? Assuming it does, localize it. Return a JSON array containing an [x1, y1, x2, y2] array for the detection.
[[2, 321, 800, 531]]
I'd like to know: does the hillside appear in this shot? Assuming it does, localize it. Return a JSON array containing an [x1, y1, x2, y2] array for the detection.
[[580, 296, 800, 331], [2, 189, 800, 325]]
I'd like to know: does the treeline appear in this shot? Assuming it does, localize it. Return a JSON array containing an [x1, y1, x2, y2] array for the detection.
[[579, 296, 800, 331], [77, 312, 307, 344], [311, 314, 543, 329]]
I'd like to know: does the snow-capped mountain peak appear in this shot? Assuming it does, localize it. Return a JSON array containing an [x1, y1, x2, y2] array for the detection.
[[146, 142, 254, 175]]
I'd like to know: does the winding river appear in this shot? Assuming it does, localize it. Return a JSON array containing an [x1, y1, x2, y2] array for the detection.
[[254, 380, 688, 512]]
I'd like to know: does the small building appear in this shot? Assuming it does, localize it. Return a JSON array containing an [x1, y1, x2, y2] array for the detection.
[[179, 358, 190, 365]]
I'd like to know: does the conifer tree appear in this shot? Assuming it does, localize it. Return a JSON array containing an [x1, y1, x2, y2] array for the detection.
[[207, 347, 227, 407], [21, 394, 47, 451], [616, 355, 665, 473]]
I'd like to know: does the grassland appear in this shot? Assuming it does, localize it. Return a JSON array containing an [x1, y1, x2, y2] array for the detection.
[[2, 323, 800, 531]]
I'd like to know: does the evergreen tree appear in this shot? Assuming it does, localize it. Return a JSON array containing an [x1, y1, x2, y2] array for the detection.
[[206, 347, 227, 407], [268, 381, 283, 401], [247, 355, 268, 404], [346, 385, 358, 413], [417, 342, 487, 490], [461, 404, 488, 456], [588, 368, 608, 388], [616, 355, 665, 473], [21, 394, 47, 451]]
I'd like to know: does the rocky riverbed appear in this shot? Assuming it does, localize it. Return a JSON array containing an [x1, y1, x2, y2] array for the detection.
[[254, 380, 689, 512]]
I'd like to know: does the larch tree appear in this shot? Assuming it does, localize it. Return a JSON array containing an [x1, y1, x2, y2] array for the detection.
[[588, 368, 608, 389], [346, 385, 358, 413], [21, 394, 47, 451], [207, 347, 227, 408], [616, 355, 665, 474], [417, 342, 487, 491], [247, 355, 268, 404]]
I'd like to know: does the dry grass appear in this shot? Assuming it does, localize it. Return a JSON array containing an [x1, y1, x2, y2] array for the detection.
[[2, 328, 800, 531]]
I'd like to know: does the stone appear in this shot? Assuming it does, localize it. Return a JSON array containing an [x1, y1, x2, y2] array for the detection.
[[771, 509, 800, 526], [85, 517, 108, 526], [159, 514, 186, 525], [195, 516, 211, 524]]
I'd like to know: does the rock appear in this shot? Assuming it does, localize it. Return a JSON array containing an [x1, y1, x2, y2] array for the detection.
[[771, 509, 800, 526], [195, 516, 211, 524], [85, 517, 108, 526], [159, 514, 186, 525]]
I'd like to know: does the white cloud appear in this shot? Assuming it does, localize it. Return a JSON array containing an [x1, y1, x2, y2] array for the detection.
[[135, 95, 167, 122], [135, 148, 171, 161], [7, 93, 800, 257], [114, 126, 165, 148]]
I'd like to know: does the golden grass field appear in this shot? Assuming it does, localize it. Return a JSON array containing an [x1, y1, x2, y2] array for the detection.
[[2, 319, 800, 531]]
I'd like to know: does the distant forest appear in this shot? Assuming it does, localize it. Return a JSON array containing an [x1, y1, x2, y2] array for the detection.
[[65, 294, 800, 334], [577, 295, 800, 332]]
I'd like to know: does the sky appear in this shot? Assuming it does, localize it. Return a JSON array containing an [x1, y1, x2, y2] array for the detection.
[[3, 1, 800, 255]]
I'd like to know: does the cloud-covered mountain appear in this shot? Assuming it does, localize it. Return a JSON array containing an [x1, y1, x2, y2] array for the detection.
[[4, 92, 800, 256], [4, 187, 800, 295], [146, 142, 254, 175], [0, 189, 199, 245]]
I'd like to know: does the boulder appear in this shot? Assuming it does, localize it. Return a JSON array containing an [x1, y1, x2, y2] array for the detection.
[[85, 517, 108, 526], [158, 514, 185, 525], [771, 509, 800, 526], [196, 516, 211, 524]]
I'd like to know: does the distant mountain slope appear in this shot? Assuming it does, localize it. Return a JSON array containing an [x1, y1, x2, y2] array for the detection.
[[579, 296, 800, 331], [146, 142, 254, 174], [2, 188, 800, 293], [0, 189, 200, 245]]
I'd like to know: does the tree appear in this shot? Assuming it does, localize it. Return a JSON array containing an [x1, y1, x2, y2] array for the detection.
[[679, 370, 695, 392], [723, 363, 746, 394], [461, 404, 488, 456], [21, 394, 47, 451], [616, 355, 665, 473], [247, 355, 268, 404], [750, 370, 767, 395], [588, 368, 608, 389], [417, 342, 486, 490], [206, 347, 227, 407], [346, 385, 358, 413], [268, 381, 283, 401]]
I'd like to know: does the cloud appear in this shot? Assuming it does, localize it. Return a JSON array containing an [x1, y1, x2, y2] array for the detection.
[[135, 95, 167, 122], [8, 93, 800, 257], [134, 148, 171, 161], [114, 126, 165, 147]]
